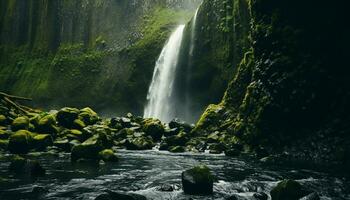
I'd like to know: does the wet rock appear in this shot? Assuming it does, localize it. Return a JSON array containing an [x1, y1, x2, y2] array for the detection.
[[164, 131, 189, 147], [125, 136, 154, 150], [207, 131, 221, 143], [79, 107, 99, 125], [142, 118, 164, 141], [95, 190, 147, 200], [11, 116, 29, 131], [270, 179, 308, 200], [0, 139, 9, 150], [53, 139, 70, 152], [71, 133, 111, 162], [159, 142, 169, 151], [33, 134, 53, 150], [158, 184, 175, 192], [121, 117, 132, 128], [37, 114, 58, 134], [182, 165, 214, 195], [9, 156, 45, 177], [73, 119, 86, 130], [253, 192, 268, 200], [0, 114, 7, 125], [169, 146, 185, 153], [56, 107, 79, 128], [8, 130, 33, 154], [209, 143, 225, 154], [300, 193, 320, 200], [164, 128, 179, 137], [99, 149, 118, 162], [0, 129, 11, 139], [225, 149, 240, 157], [169, 118, 192, 133]]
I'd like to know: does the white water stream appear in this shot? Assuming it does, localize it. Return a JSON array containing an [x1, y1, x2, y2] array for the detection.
[[144, 25, 185, 122]]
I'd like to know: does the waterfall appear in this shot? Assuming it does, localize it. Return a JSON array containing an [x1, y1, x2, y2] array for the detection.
[[144, 25, 185, 122]]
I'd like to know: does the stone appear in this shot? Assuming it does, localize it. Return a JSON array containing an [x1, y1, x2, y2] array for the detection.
[[79, 107, 99, 125], [33, 134, 53, 150], [37, 114, 58, 134], [169, 146, 185, 153], [125, 137, 154, 150], [182, 165, 214, 195], [0, 139, 9, 150], [270, 179, 308, 200], [142, 118, 164, 141], [8, 155, 27, 172], [53, 139, 71, 152], [0, 115, 7, 125], [99, 149, 118, 162], [0, 129, 11, 139], [11, 116, 30, 131], [8, 130, 33, 154], [56, 107, 79, 128], [73, 119, 86, 130]]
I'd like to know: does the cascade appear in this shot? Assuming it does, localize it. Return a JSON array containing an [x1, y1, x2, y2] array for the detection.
[[144, 25, 186, 122]]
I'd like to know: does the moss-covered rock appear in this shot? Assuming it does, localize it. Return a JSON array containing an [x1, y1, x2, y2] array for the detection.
[[71, 133, 112, 162], [53, 139, 71, 152], [11, 116, 30, 131], [164, 131, 189, 147], [79, 107, 99, 125], [99, 149, 118, 162], [0, 139, 9, 150], [72, 119, 86, 130], [192, 104, 224, 135], [270, 179, 308, 200], [209, 143, 226, 154], [169, 146, 185, 153], [37, 114, 58, 134], [56, 107, 79, 128], [0, 129, 11, 139], [125, 136, 154, 150], [142, 118, 165, 141], [182, 165, 214, 195], [33, 134, 53, 150], [8, 130, 33, 154], [0, 115, 7, 125]]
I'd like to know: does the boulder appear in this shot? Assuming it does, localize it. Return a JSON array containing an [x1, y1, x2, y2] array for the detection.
[[56, 107, 79, 128], [8, 156, 45, 177], [207, 131, 221, 143], [71, 133, 111, 162], [33, 134, 53, 150], [99, 149, 118, 162], [182, 165, 214, 195], [270, 179, 308, 200], [53, 139, 71, 152], [8, 130, 33, 154], [142, 118, 164, 141], [0, 115, 7, 125], [37, 114, 58, 134], [164, 131, 189, 147], [0, 139, 9, 150], [79, 107, 99, 125], [209, 143, 226, 154], [11, 116, 30, 131], [73, 119, 86, 130], [0, 129, 11, 139], [169, 146, 185, 153], [169, 118, 193, 133], [125, 137, 154, 150], [95, 190, 147, 200]]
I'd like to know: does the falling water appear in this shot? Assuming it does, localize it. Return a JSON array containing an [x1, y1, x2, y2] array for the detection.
[[144, 25, 185, 122]]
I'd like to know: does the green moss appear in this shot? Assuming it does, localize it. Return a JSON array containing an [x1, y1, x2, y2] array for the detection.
[[11, 116, 30, 131], [98, 149, 118, 162]]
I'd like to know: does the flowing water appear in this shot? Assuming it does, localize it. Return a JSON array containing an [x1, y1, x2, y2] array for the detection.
[[0, 150, 349, 200], [144, 25, 185, 122]]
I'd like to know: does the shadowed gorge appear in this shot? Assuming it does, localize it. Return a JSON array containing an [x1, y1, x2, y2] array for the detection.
[[0, 0, 349, 200]]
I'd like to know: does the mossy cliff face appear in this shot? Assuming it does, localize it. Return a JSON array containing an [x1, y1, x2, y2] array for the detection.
[[172, 0, 252, 122], [0, 0, 201, 114], [195, 0, 350, 164]]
